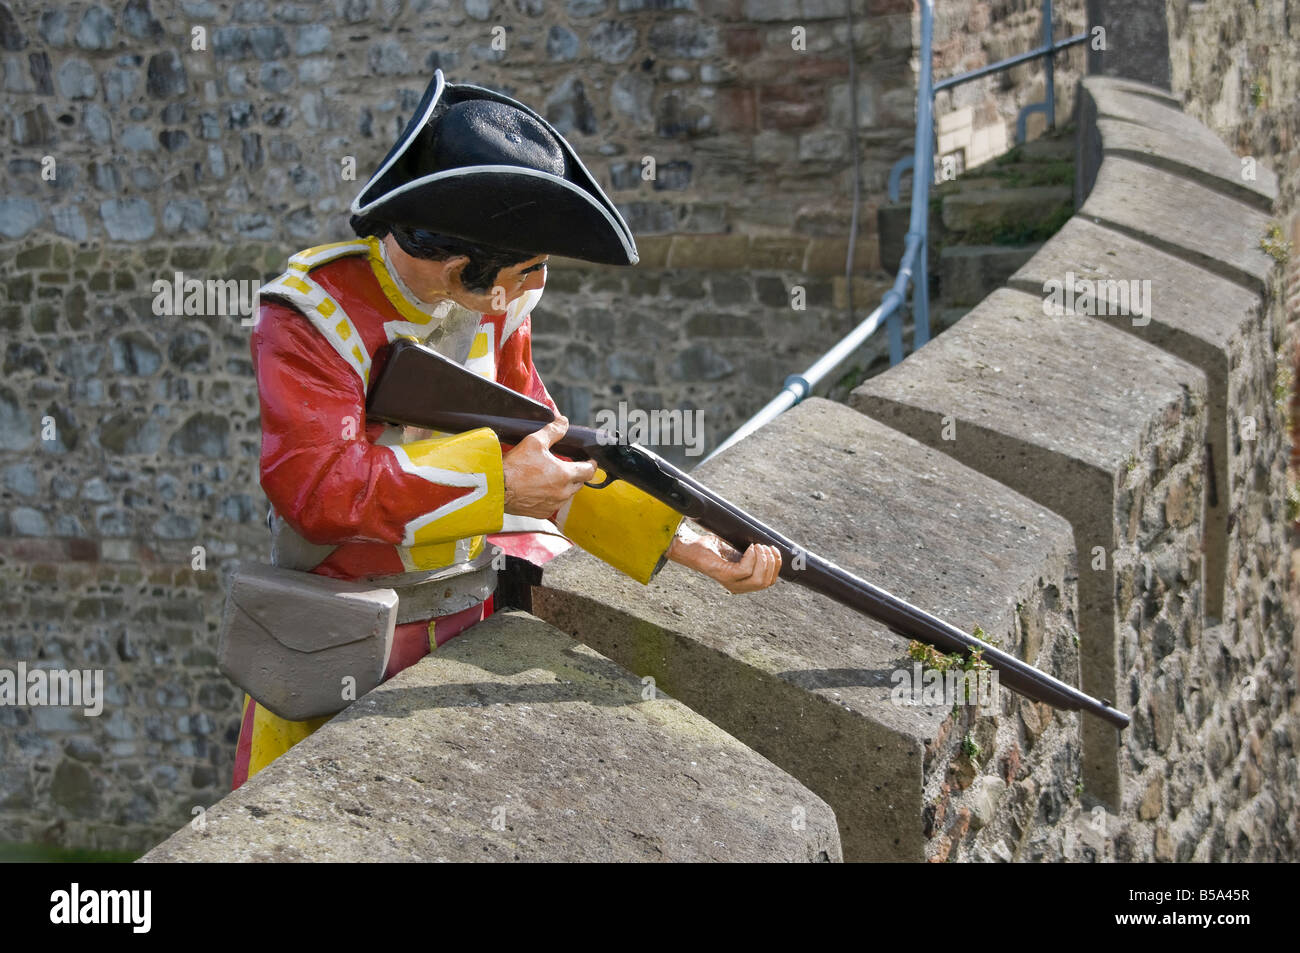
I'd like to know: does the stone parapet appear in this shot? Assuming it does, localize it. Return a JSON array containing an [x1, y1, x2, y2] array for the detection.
[[849, 73, 1296, 860], [141, 610, 841, 863], [851, 287, 1208, 810], [535, 398, 1082, 862]]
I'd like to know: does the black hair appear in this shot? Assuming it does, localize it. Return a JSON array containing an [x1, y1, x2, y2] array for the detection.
[[350, 215, 535, 294]]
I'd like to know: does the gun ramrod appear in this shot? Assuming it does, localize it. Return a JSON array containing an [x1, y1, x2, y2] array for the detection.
[[368, 338, 1130, 730]]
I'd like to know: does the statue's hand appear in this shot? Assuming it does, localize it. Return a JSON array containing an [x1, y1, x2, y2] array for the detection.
[[502, 416, 597, 518], [666, 522, 782, 594]]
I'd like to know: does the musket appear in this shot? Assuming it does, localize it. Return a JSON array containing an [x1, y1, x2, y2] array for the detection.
[[367, 338, 1130, 730]]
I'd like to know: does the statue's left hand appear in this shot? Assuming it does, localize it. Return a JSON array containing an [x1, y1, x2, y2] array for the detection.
[[666, 522, 782, 594]]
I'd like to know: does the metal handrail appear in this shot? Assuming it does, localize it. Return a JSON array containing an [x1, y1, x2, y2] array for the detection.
[[703, 0, 1076, 465]]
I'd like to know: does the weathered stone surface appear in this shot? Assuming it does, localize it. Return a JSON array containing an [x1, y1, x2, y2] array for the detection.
[[1079, 156, 1276, 294], [142, 611, 840, 862], [1007, 214, 1274, 622], [851, 287, 1208, 808], [1071, 76, 1274, 211], [1097, 117, 1273, 209], [1085, 0, 1172, 90], [941, 185, 1072, 233], [536, 398, 1079, 861], [939, 243, 1042, 307]]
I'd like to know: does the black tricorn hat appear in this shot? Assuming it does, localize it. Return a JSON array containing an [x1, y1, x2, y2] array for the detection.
[[350, 70, 637, 266]]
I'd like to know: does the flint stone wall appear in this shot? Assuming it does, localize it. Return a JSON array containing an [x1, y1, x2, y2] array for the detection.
[[0, 0, 1088, 854]]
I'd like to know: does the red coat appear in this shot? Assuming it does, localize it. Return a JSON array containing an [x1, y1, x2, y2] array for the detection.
[[251, 237, 682, 585]]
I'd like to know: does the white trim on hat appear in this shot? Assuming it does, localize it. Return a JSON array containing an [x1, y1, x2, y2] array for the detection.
[[349, 70, 638, 265], [356, 164, 639, 265], [351, 70, 447, 220]]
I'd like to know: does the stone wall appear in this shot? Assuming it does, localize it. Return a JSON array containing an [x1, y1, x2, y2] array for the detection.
[[1165, 4, 1300, 858], [1164, 0, 1300, 583], [0, 0, 914, 852], [0, 0, 917, 255], [0, 240, 275, 851], [849, 76, 1296, 859], [931, 0, 1086, 172], [4, 1, 1295, 863]]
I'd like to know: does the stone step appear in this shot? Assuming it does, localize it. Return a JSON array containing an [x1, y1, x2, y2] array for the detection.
[[935, 162, 1073, 196], [941, 185, 1074, 237], [939, 243, 1044, 308], [1015, 135, 1076, 163]]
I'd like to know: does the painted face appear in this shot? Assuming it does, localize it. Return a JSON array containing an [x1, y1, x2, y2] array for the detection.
[[452, 254, 548, 314]]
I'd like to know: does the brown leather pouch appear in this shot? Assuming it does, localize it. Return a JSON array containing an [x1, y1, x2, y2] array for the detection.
[[217, 562, 399, 722]]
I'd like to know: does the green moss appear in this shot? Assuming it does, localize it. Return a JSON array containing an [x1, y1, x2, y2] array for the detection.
[[1260, 222, 1292, 263], [908, 623, 996, 705], [1275, 361, 1293, 411], [984, 159, 1074, 188], [961, 732, 982, 763], [955, 200, 1075, 246]]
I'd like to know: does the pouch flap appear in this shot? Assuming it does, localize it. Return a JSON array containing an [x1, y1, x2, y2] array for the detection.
[[225, 562, 399, 654]]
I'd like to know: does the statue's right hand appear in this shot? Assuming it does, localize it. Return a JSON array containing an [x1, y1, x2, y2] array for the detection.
[[502, 416, 598, 518]]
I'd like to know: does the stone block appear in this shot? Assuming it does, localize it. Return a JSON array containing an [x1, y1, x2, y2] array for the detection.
[[1082, 77, 1277, 211], [666, 235, 750, 270], [141, 611, 840, 862], [942, 185, 1073, 234], [1085, 0, 1172, 90], [804, 236, 880, 275], [535, 398, 1079, 860], [939, 243, 1043, 307], [1007, 215, 1273, 622], [851, 287, 1208, 808], [1079, 156, 1276, 295]]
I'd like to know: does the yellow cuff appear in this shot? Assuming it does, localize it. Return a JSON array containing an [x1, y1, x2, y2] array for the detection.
[[396, 428, 505, 547], [555, 470, 684, 584]]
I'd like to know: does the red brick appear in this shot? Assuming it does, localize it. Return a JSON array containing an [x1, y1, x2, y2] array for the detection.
[[68, 538, 99, 561], [0, 538, 70, 562], [787, 58, 850, 82], [924, 714, 954, 770], [950, 807, 972, 843], [717, 86, 757, 133], [758, 85, 825, 131], [723, 26, 761, 58], [931, 780, 951, 835], [1001, 743, 1021, 784], [698, 0, 743, 18]]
